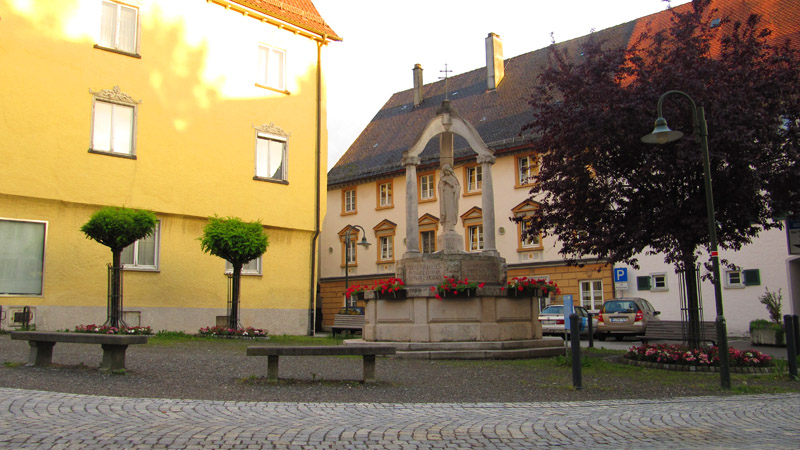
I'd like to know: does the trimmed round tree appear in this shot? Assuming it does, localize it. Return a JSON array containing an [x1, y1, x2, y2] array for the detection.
[[81, 206, 157, 327], [200, 216, 269, 329]]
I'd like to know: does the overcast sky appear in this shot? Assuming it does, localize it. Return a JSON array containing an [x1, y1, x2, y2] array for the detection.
[[313, 0, 691, 170]]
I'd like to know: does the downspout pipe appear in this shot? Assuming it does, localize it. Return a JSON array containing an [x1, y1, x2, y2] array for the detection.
[[308, 40, 323, 335]]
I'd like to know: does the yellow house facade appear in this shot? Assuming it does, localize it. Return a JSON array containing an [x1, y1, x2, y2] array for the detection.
[[0, 0, 340, 333]]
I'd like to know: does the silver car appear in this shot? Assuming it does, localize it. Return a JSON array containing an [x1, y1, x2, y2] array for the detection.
[[596, 298, 661, 341], [538, 305, 597, 338]]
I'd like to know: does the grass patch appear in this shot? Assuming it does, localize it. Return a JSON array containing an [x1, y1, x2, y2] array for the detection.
[[3, 361, 24, 368]]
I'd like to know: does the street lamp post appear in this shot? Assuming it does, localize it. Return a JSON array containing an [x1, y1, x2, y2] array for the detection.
[[642, 90, 731, 390], [343, 225, 371, 308]]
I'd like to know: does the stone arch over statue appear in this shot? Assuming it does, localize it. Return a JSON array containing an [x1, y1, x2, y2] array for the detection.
[[400, 100, 498, 257]]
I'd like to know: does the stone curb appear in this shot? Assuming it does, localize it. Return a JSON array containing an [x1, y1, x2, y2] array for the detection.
[[623, 357, 772, 373]]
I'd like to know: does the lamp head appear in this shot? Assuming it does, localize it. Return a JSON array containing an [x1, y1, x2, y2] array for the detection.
[[358, 236, 371, 249], [641, 117, 684, 144]]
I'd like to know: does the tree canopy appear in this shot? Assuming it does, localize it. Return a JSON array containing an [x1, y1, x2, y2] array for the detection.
[[200, 216, 269, 267], [81, 207, 157, 253], [524, 0, 800, 271]]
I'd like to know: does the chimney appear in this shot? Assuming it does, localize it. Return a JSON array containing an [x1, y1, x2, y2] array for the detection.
[[485, 32, 504, 90], [413, 63, 424, 107]]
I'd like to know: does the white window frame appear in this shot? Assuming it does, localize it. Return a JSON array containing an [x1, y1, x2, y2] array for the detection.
[[420, 173, 435, 201], [257, 44, 286, 92], [0, 218, 47, 297], [99, 0, 139, 54], [91, 99, 136, 156], [580, 280, 604, 310], [225, 256, 262, 276], [343, 189, 356, 213], [466, 165, 482, 193], [518, 155, 536, 186], [121, 221, 160, 271], [725, 270, 744, 288], [379, 235, 393, 262], [255, 132, 287, 181], [650, 272, 668, 291], [519, 219, 541, 249], [468, 225, 484, 252], [378, 181, 393, 208]]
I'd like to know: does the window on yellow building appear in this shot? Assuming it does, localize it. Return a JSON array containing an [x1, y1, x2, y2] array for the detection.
[[122, 221, 160, 270], [373, 220, 396, 263], [418, 172, 436, 202], [91, 99, 135, 156], [257, 44, 286, 92], [255, 133, 287, 181], [418, 213, 439, 254], [461, 207, 483, 252], [0, 219, 46, 296], [98, 1, 139, 55], [515, 154, 539, 187], [225, 257, 262, 276]]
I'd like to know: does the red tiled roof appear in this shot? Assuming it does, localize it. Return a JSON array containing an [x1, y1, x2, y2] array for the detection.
[[232, 0, 341, 41], [328, 0, 799, 188]]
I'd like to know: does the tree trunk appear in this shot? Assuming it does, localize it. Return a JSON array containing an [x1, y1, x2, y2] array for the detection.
[[109, 250, 123, 328], [229, 264, 242, 330], [681, 250, 702, 350]]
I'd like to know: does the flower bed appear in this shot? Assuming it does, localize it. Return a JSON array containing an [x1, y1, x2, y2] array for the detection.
[[198, 326, 267, 338], [624, 343, 772, 371], [74, 324, 153, 335]]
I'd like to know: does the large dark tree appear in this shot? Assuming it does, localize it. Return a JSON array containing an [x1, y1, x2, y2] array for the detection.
[[200, 216, 269, 329], [524, 0, 800, 345], [81, 206, 157, 328]]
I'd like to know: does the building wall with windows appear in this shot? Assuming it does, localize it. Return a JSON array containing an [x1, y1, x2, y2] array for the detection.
[[319, 153, 613, 328], [0, 0, 339, 333]]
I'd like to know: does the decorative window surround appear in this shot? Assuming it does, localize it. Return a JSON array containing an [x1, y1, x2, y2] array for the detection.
[[373, 220, 397, 263], [511, 199, 543, 251], [376, 180, 393, 210], [417, 171, 436, 203], [89, 85, 140, 158], [338, 226, 361, 268], [461, 207, 483, 252], [254, 122, 289, 183], [418, 213, 439, 254]]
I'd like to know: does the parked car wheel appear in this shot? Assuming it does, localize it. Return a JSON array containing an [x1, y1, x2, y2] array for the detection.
[[614, 335, 625, 341], [597, 333, 607, 341]]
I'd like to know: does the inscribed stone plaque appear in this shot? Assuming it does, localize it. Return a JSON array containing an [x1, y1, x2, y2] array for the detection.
[[403, 260, 446, 285]]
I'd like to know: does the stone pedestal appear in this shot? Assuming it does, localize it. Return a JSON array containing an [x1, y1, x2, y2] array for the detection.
[[396, 253, 506, 288]]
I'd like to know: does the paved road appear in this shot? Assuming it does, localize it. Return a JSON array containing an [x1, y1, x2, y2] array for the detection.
[[1, 388, 798, 449]]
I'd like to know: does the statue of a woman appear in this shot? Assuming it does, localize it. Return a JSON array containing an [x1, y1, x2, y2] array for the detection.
[[438, 164, 460, 232]]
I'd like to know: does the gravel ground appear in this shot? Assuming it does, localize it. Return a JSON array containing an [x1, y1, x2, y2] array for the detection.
[[1, 334, 797, 403]]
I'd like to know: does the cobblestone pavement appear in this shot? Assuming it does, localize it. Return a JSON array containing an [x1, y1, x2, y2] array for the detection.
[[1, 388, 798, 449]]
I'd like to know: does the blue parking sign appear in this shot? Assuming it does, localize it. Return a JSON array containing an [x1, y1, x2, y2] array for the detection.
[[614, 268, 628, 283]]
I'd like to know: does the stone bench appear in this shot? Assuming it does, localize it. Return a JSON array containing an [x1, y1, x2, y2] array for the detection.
[[246, 345, 396, 383], [11, 331, 149, 371], [640, 320, 718, 345], [331, 314, 365, 336]]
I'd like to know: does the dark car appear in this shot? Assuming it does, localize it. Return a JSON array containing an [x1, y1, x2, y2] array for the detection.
[[596, 298, 660, 341]]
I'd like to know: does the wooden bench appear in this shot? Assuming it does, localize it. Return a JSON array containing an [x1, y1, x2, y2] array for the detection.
[[246, 345, 396, 383], [331, 314, 365, 336], [640, 320, 718, 345], [11, 331, 148, 371]]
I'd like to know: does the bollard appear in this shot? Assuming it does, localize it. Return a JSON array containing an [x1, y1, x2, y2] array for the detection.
[[793, 315, 799, 358], [785, 315, 798, 380], [587, 312, 594, 348], [570, 313, 582, 390]]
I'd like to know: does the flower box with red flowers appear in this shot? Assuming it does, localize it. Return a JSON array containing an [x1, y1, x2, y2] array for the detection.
[[371, 277, 407, 300], [430, 276, 485, 300], [500, 277, 560, 298]]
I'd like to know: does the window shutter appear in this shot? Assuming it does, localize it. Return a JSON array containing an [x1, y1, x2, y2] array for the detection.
[[637, 276, 651, 290], [100, 1, 117, 48], [118, 6, 137, 53], [743, 269, 761, 286]]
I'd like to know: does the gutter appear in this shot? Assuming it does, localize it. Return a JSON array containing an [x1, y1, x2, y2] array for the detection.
[[307, 41, 323, 335]]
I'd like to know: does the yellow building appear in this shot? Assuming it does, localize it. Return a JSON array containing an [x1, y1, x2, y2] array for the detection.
[[0, 0, 340, 333]]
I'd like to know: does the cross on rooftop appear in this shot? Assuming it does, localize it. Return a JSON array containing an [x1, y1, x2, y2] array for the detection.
[[439, 64, 453, 100]]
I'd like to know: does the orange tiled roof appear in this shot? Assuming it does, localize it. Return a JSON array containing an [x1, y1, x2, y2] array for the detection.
[[232, 0, 340, 41], [327, 0, 799, 188]]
